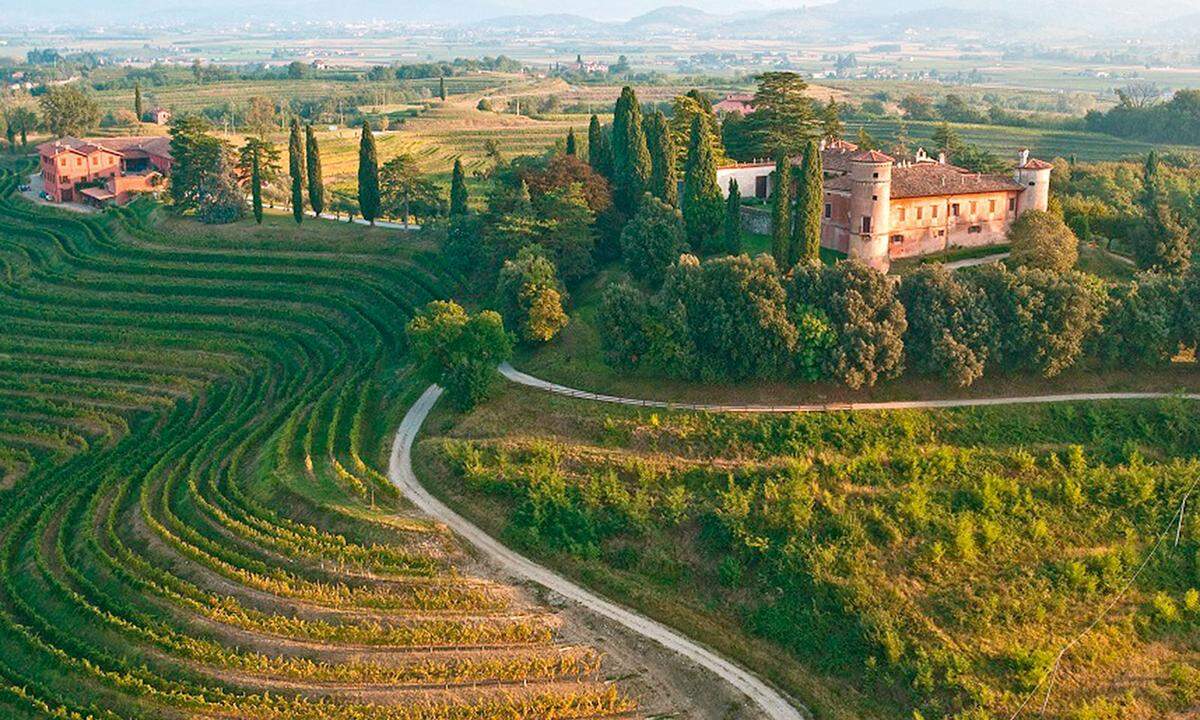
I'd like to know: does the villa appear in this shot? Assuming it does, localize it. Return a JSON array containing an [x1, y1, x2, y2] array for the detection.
[[716, 140, 1052, 271], [36, 136, 173, 206]]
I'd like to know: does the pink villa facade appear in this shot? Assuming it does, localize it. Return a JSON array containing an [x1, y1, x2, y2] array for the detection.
[[37, 136, 173, 206], [716, 140, 1052, 272]]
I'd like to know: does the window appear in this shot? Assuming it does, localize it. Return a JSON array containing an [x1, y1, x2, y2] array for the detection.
[[824, 203, 831, 219], [861, 216, 872, 233], [76, 158, 82, 166], [872, 195, 878, 201], [937, 230, 945, 237], [916, 207, 922, 220], [970, 201, 977, 214], [968, 225, 982, 234], [989, 199, 996, 214], [1029, 181, 1036, 187], [872, 172, 879, 179], [890, 235, 904, 244], [951, 203, 960, 217], [898, 208, 906, 222], [932, 206, 939, 218], [1009, 197, 1017, 212], [755, 175, 768, 199]]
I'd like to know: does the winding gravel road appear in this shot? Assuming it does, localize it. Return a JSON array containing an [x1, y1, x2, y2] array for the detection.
[[389, 384, 808, 720], [499, 362, 1200, 414]]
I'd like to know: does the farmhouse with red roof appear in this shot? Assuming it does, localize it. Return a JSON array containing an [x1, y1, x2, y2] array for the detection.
[[36, 135, 173, 206]]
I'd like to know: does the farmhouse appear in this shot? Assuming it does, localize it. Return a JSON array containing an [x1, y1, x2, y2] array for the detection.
[[716, 140, 1051, 271], [37, 136, 173, 206]]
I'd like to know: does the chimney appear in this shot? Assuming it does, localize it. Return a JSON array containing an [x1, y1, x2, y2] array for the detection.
[[937, 152, 947, 164], [1018, 148, 1030, 167]]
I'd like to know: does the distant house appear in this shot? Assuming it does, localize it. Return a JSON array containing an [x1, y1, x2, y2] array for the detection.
[[716, 140, 1051, 272], [149, 107, 172, 125], [36, 136, 173, 206], [566, 55, 609, 74], [713, 93, 756, 115]]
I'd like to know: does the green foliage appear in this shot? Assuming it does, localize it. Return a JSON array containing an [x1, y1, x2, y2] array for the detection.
[[681, 115, 724, 252], [379, 152, 445, 223], [898, 265, 994, 387], [1008, 209, 1079, 272], [304, 124, 325, 217], [407, 300, 513, 410], [169, 115, 243, 222], [611, 87, 652, 215], [790, 261, 907, 389], [620, 193, 688, 288], [793, 140, 823, 265], [565, 127, 577, 156], [497, 245, 569, 344], [38, 84, 100, 137], [723, 179, 743, 256], [1094, 273, 1183, 367], [587, 114, 613, 180], [747, 71, 816, 157], [644, 110, 678, 207], [288, 118, 306, 224], [450, 158, 469, 217], [669, 91, 727, 168], [356, 120, 380, 224], [771, 153, 793, 267]]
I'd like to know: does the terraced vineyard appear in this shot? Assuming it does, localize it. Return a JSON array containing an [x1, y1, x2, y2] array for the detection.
[[0, 168, 635, 719]]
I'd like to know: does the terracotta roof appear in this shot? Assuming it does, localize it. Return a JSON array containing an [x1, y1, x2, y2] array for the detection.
[[79, 187, 116, 200], [1019, 158, 1054, 170], [36, 136, 172, 161], [850, 149, 894, 163], [824, 161, 1022, 198], [821, 141, 860, 174]]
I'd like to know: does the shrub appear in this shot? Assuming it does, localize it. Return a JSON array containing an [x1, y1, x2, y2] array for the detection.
[[497, 245, 569, 344], [899, 265, 995, 387], [1007, 209, 1079, 272], [621, 193, 688, 288]]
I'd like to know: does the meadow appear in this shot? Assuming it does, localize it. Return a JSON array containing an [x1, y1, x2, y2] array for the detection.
[[420, 385, 1200, 720], [0, 166, 635, 719]]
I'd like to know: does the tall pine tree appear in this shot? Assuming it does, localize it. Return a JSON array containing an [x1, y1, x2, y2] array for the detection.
[[449, 158, 469, 217], [681, 115, 724, 252], [723, 179, 742, 255], [304, 124, 325, 218], [357, 120, 380, 226], [288, 118, 305, 224], [793, 139, 823, 264], [565, 127, 577, 156], [644, 110, 678, 206], [1134, 150, 1192, 272], [771, 152, 793, 267], [611, 86, 652, 215]]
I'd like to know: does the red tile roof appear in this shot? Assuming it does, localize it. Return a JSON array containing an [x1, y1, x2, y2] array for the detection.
[[825, 161, 1022, 198], [850, 149, 895, 163], [1019, 158, 1054, 170], [37, 136, 172, 161]]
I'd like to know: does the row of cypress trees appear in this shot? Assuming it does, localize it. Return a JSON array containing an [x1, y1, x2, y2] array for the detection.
[[284, 118, 326, 224], [772, 141, 823, 268]]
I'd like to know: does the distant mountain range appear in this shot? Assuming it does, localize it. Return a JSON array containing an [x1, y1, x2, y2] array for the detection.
[[10, 0, 1200, 39]]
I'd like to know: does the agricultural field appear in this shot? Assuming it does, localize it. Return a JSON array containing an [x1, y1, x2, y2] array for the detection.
[[418, 384, 1200, 720], [0, 167, 647, 720]]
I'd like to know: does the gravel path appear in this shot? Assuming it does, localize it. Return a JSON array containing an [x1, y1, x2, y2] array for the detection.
[[389, 385, 807, 720], [499, 363, 1200, 413]]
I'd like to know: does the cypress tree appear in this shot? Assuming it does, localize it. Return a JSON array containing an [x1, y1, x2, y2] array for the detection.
[[357, 120, 380, 226], [438, 76, 447, 101], [251, 148, 263, 224], [771, 153, 792, 268], [134, 82, 143, 123], [645, 110, 678, 207], [304, 124, 325, 218], [611, 86, 652, 215], [587, 114, 603, 168], [450, 158, 469, 217], [288, 118, 305, 224], [793, 139, 823, 264], [565, 127, 577, 156], [723, 179, 742, 255], [682, 115, 724, 251]]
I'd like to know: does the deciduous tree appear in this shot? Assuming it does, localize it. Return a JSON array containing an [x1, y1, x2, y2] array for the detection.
[[497, 244, 569, 344], [622, 193, 688, 288], [898, 265, 995, 387], [1008, 209, 1079, 272], [38, 85, 100, 137], [406, 300, 513, 410]]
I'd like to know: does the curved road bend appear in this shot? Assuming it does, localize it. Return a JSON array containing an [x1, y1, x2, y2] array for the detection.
[[499, 363, 1200, 414], [389, 385, 808, 720]]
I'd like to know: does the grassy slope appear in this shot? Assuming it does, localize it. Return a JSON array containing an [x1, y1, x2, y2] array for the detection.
[[418, 385, 1200, 720]]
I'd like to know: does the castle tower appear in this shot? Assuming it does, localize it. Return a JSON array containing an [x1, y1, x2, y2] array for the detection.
[[1015, 149, 1052, 215], [847, 150, 894, 272]]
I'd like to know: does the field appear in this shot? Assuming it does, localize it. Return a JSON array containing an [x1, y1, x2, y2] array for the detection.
[[0, 167, 639, 719], [418, 384, 1200, 720]]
